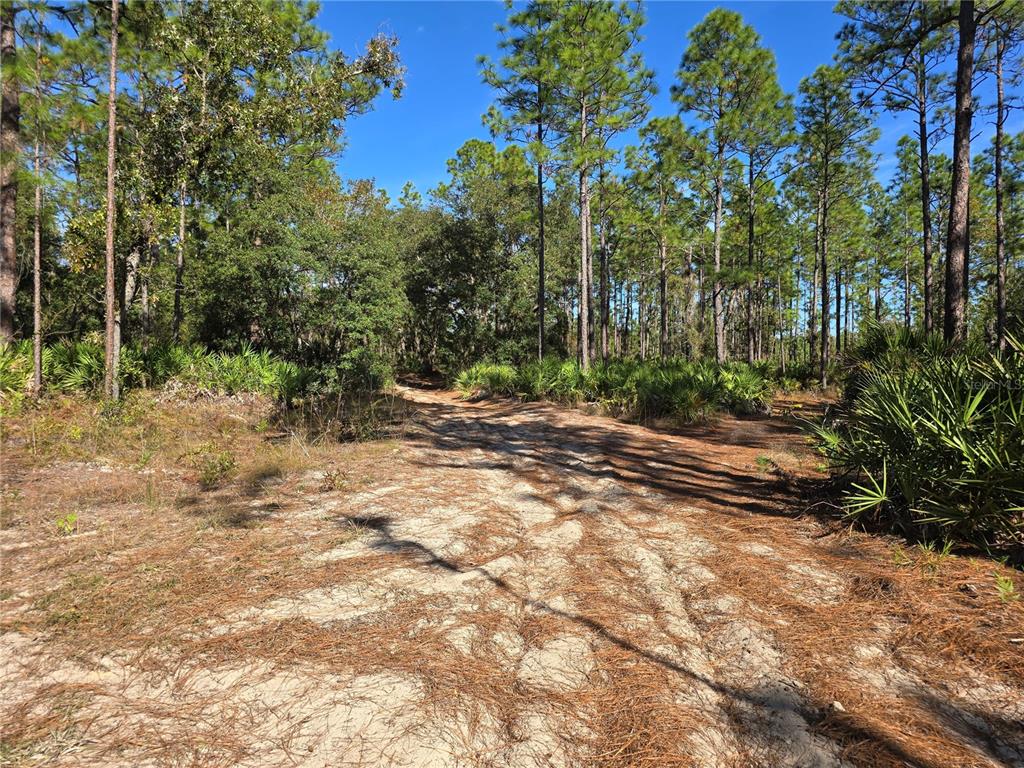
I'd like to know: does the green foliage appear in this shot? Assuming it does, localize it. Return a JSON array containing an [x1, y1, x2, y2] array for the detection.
[[995, 573, 1020, 603], [455, 357, 774, 423], [186, 444, 237, 490], [813, 323, 1024, 555], [0, 341, 308, 401], [55, 511, 79, 537], [455, 363, 520, 398]]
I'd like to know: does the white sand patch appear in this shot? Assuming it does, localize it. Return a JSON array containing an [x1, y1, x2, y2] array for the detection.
[[786, 562, 846, 603], [709, 621, 845, 768], [517, 635, 593, 693], [739, 542, 777, 557], [532, 519, 583, 551]]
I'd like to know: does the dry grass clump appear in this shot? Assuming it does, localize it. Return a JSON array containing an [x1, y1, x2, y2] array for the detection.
[[0, 394, 397, 646]]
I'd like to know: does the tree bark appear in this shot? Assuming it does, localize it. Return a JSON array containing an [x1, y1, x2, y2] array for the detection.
[[943, 0, 975, 344], [618, 280, 626, 358], [994, 26, 1006, 350], [844, 268, 850, 351], [0, 4, 19, 343], [904, 239, 911, 329], [835, 265, 841, 355], [697, 246, 705, 338], [777, 272, 785, 375], [121, 244, 141, 346], [103, 0, 120, 400], [810, 209, 819, 371]]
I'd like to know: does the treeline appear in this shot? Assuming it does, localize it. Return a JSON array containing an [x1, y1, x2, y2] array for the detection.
[[0, 1, 1022, 398]]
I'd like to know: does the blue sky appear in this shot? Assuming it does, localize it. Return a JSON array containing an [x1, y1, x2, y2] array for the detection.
[[318, 1, 1019, 201]]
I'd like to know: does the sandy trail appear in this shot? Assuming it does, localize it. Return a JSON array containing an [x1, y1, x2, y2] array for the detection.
[[2, 386, 1023, 767]]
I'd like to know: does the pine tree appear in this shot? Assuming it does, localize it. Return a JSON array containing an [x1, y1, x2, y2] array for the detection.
[[983, 4, 1024, 349], [797, 65, 877, 386], [671, 9, 779, 364], [103, 0, 119, 400], [0, 2, 18, 343], [734, 30, 793, 363], [945, 0, 1006, 343], [482, 1, 559, 361], [838, 0, 955, 335], [550, 0, 654, 369]]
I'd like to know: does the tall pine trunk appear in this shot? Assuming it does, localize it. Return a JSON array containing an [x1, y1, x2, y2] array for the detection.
[[712, 144, 726, 363], [599, 164, 609, 363], [103, 0, 120, 400], [746, 155, 755, 364], [173, 180, 186, 341], [917, 0, 934, 335], [904, 239, 911, 329], [943, 0, 975, 344], [810, 199, 820, 371], [0, 4, 18, 343], [32, 19, 42, 393], [994, 27, 1006, 351], [578, 97, 591, 370], [834, 265, 841, 355], [536, 154, 545, 361], [658, 190, 668, 358], [820, 183, 830, 388]]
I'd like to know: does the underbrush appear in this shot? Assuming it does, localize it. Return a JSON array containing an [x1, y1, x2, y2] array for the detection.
[[0, 340, 309, 408], [813, 323, 1024, 558], [454, 357, 774, 422]]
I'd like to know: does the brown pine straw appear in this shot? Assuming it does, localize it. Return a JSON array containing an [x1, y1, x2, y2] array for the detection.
[[2, 392, 1022, 767]]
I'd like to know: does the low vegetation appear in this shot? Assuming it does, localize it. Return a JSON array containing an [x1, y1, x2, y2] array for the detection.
[[0, 341, 309, 409], [455, 358, 774, 422], [814, 324, 1024, 558]]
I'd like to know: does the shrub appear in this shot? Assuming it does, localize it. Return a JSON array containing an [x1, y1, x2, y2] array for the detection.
[[0, 341, 310, 402], [813, 323, 1024, 555], [454, 362, 519, 398], [454, 357, 774, 423]]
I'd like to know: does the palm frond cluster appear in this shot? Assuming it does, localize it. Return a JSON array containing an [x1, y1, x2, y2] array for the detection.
[[0, 341, 308, 405], [814, 324, 1024, 554], [455, 358, 773, 423]]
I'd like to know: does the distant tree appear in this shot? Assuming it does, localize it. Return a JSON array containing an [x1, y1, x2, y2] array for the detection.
[[626, 116, 695, 358], [838, 0, 955, 334], [550, 0, 654, 369], [797, 65, 877, 386], [482, 0, 559, 361], [735, 30, 793, 363], [672, 9, 778, 363]]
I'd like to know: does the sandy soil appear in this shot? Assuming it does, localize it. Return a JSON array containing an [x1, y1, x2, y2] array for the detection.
[[2, 387, 1023, 767]]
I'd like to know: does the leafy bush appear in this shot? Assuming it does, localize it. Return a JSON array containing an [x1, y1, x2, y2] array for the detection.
[[0, 341, 309, 402], [454, 357, 774, 423], [454, 362, 519, 398], [813, 323, 1024, 555]]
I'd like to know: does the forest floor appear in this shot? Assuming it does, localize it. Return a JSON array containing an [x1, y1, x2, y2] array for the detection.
[[1, 384, 1023, 768]]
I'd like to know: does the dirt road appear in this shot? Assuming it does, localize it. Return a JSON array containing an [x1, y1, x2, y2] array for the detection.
[[2, 387, 1023, 767]]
